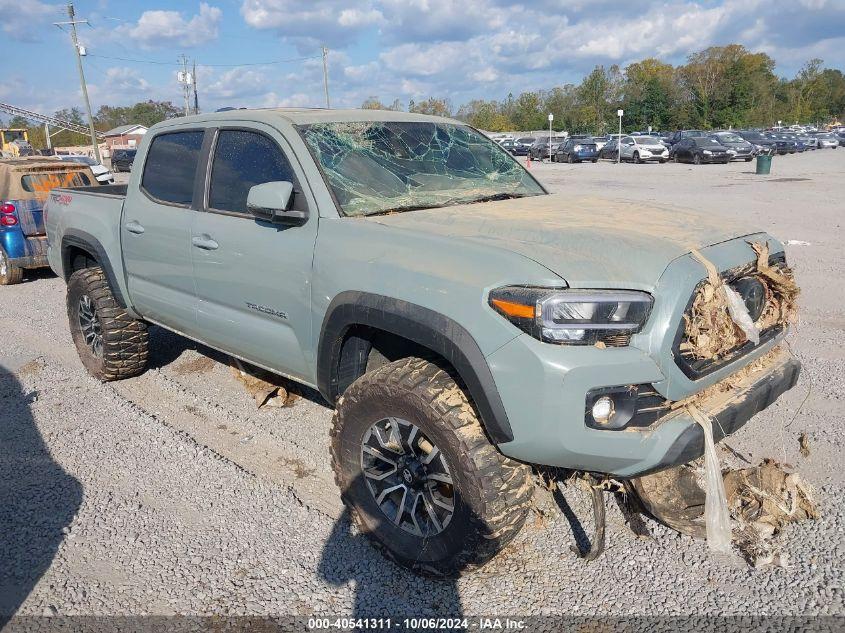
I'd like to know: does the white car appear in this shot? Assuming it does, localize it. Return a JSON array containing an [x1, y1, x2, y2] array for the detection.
[[815, 132, 840, 149], [618, 135, 669, 163], [58, 155, 115, 185]]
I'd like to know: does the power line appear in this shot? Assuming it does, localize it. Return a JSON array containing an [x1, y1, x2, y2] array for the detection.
[[87, 53, 320, 68]]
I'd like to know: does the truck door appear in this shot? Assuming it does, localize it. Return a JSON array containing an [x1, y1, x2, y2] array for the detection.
[[189, 125, 318, 383], [122, 129, 205, 332]]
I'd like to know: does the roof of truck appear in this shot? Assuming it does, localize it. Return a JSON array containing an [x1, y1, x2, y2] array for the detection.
[[154, 108, 464, 129]]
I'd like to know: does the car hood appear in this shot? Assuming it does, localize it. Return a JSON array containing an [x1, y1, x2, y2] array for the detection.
[[363, 193, 759, 290]]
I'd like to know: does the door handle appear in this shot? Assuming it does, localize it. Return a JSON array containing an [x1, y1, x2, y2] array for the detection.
[[125, 221, 145, 235], [192, 235, 219, 251]]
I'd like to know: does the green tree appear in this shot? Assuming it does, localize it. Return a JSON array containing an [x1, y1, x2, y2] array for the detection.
[[409, 97, 452, 117]]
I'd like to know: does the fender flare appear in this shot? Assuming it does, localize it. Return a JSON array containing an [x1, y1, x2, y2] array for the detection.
[[317, 291, 513, 444], [61, 229, 128, 308]]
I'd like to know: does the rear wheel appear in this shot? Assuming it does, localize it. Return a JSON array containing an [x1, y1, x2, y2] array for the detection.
[[745, 156, 753, 162], [567, 153, 574, 164], [67, 267, 149, 381], [331, 357, 533, 577], [0, 247, 23, 285]]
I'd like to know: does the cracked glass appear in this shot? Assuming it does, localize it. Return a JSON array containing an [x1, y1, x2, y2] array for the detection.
[[300, 121, 545, 217]]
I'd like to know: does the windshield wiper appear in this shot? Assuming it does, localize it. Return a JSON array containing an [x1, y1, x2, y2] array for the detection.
[[365, 203, 443, 216], [461, 192, 529, 205]]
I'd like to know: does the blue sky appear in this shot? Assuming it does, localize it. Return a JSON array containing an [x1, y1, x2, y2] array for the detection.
[[2, 0, 844, 117]]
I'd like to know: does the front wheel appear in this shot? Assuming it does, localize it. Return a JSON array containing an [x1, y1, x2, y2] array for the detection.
[[0, 247, 23, 285], [633, 151, 641, 164], [67, 267, 149, 381], [330, 357, 533, 577], [591, 159, 598, 163], [567, 153, 574, 164], [693, 154, 702, 165], [745, 156, 753, 162]]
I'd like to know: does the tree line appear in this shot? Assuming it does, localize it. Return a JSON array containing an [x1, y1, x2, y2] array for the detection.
[[363, 45, 845, 133]]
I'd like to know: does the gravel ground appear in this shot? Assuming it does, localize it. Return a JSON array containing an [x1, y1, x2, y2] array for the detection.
[[1, 149, 843, 621]]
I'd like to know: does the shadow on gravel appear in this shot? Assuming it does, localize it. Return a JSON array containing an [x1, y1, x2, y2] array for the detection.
[[552, 485, 593, 555], [147, 326, 329, 408], [0, 364, 83, 625], [318, 507, 463, 620]]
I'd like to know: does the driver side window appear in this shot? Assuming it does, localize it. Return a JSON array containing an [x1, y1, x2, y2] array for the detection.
[[208, 129, 297, 215]]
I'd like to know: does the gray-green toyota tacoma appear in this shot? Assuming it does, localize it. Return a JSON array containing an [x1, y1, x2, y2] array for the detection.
[[44, 109, 800, 575]]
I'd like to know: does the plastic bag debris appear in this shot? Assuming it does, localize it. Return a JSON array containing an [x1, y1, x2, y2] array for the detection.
[[723, 284, 760, 345], [687, 405, 733, 555]]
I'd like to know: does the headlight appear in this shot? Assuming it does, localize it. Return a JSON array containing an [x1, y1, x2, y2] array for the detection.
[[488, 286, 653, 345], [703, 150, 713, 154]]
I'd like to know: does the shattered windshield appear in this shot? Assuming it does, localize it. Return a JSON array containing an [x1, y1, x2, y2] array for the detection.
[[300, 121, 545, 217]]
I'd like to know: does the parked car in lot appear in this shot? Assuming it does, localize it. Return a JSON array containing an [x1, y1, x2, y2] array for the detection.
[[110, 148, 137, 172], [671, 137, 730, 164], [619, 135, 668, 163], [1, 157, 98, 284], [814, 132, 839, 149], [510, 137, 535, 156], [530, 137, 567, 161], [591, 135, 609, 151], [736, 130, 777, 154], [555, 137, 598, 163], [711, 132, 756, 161], [43, 108, 800, 575], [598, 138, 619, 160], [761, 133, 796, 155], [59, 155, 115, 184], [667, 130, 706, 146]]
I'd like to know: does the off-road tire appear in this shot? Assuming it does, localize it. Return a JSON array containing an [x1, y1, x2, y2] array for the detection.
[[0, 247, 23, 285], [67, 267, 149, 381], [330, 357, 533, 577]]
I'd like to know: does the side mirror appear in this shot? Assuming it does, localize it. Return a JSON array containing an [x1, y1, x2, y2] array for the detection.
[[246, 181, 307, 224]]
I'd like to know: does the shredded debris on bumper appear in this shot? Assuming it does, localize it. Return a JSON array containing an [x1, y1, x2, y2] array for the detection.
[[681, 241, 799, 361]]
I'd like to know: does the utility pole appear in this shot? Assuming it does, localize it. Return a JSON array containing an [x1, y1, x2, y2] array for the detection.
[[192, 60, 199, 115], [321, 46, 330, 109], [56, 3, 101, 162], [177, 54, 191, 116]]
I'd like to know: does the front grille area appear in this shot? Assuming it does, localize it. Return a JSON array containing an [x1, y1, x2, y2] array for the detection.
[[673, 252, 788, 379]]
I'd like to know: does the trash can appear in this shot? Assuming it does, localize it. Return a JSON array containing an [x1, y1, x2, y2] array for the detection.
[[755, 154, 772, 175]]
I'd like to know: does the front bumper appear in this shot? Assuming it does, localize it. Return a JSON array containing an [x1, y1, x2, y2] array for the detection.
[[489, 334, 798, 477]]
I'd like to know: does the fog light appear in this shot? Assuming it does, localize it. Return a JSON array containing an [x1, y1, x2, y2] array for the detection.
[[591, 396, 615, 425]]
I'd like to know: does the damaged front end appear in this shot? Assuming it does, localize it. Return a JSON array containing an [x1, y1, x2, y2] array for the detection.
[[678, 241, 799, 376]]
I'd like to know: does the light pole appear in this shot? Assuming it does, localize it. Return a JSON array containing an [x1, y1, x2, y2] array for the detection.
[[548, 113, 554, 162], [617, 109, 623, 164]]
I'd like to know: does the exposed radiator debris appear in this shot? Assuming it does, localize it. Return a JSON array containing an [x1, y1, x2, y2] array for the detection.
[[680, 242, 799, 361]]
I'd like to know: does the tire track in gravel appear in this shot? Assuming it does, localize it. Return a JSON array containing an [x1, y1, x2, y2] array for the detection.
[[8, 315, 344, 520]]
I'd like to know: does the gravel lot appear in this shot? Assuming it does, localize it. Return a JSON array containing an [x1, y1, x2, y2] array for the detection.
[[1, 149, 843, 622]]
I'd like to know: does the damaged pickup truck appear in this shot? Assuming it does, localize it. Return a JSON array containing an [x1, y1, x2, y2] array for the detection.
[[44, 109, 800, 575]]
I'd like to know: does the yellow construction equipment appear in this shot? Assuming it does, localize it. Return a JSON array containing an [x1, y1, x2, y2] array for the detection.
[[0, 129, 34, 157]]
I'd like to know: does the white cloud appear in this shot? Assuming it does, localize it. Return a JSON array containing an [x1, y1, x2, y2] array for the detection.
[[117, 2, 221, 49], [0, 0, 54, 41]]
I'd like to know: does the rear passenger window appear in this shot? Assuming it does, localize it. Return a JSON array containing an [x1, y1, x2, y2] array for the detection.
[[141, 131, 204, 206], [208, 130, 296, 214]]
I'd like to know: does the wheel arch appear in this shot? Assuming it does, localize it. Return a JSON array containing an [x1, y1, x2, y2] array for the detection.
[[317, 291, 514, 444], [61, 230, 128, 308]]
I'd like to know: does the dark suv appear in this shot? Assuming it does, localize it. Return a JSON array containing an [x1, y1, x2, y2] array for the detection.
[[110, 149, 137, 173]]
